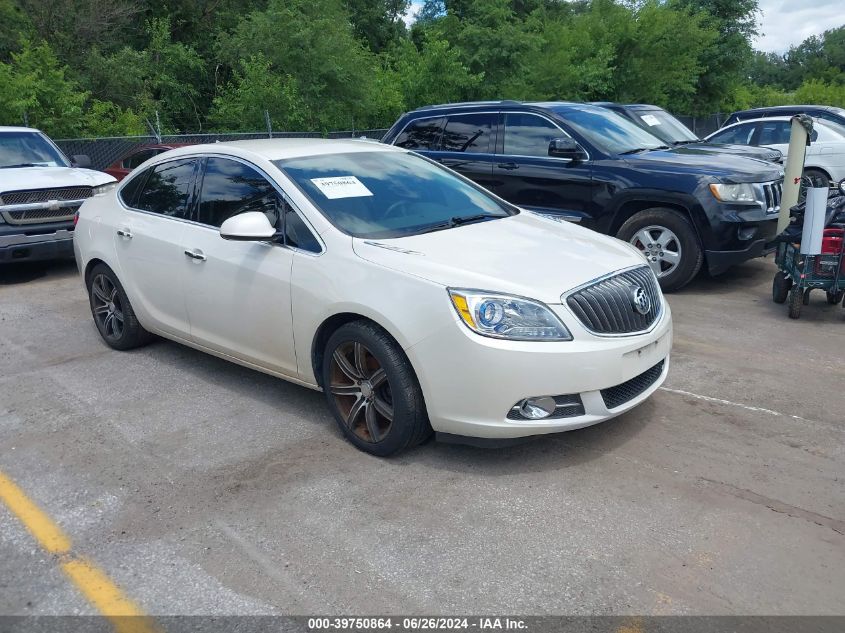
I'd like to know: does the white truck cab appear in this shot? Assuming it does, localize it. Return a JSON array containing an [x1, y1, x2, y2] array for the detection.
[[0, 127, 115, 263]]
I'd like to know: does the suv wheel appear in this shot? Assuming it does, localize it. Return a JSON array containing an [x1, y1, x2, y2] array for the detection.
[[617, 208, 703, 292], [87, 264, 154, 350], [322, 321, 432, 456]]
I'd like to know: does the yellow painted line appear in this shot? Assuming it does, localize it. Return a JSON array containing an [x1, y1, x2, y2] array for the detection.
[[0, 469, 160, 633], [0, 470, 72, 554]]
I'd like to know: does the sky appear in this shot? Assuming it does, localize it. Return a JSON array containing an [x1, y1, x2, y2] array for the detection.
[[754, 0, 843, 52], [405, 0, 843, 54]]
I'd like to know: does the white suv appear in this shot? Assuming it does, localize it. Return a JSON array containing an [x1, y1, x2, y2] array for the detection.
[[0, 126, 115, 263]]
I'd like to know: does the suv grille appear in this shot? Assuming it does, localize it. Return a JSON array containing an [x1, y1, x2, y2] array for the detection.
[[0, 186, 93, 205], [762, 180, 783, 215], [0, 186, 93, 225], [566, 266, 661, 335], [601, 361, 665, 410]]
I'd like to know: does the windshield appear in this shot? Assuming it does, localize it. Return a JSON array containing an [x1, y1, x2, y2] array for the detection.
[[275, 151, 513, 239], [0, 132, 70, 168], [557, 106, 667, 155], [630, 109, 699, 144]]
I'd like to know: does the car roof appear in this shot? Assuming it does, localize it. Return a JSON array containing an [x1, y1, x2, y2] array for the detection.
[[157, 138, 398, 162], [733, 105, 840, 115], [0, 126, 44, 134], [405, 100, 592, 114]]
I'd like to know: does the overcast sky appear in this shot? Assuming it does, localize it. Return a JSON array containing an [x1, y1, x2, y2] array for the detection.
[[755, 0, 843, 52], [405, 1, 843, 54]]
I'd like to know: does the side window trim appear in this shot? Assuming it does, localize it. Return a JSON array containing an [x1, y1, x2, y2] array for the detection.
[[193, 154, 325, 255]]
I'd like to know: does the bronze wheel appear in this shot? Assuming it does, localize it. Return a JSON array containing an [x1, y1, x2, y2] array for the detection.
[[329, 341, 394, 443]]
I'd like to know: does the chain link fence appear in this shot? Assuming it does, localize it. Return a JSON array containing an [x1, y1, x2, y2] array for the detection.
[[55, 130, 390, 171]]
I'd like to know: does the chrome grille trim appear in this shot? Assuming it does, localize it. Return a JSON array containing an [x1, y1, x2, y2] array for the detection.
[[564, 266, 662, 336], [754, 179, 783, 215]]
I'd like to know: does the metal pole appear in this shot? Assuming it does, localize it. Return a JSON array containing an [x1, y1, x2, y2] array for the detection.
[[265, 110, 273, 138], [154, 111, 163, 142], [779, 114, 813, 234]]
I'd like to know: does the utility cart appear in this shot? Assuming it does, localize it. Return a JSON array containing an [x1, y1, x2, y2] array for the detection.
[[772, 230, 845, 318]]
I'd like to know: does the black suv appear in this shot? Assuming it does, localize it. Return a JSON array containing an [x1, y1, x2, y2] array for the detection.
[[382, 101, 784, 291], [724, 105, 845, 128], [593, 102, 783, 164]]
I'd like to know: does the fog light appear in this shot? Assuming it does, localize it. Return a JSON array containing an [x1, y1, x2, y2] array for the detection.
[[518, 396, 557, 420]]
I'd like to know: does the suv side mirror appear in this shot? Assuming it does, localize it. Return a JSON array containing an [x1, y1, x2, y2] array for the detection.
[[548, 138, 587, 161], [220, 211, 277, 241], [72, 154, 92, 168]]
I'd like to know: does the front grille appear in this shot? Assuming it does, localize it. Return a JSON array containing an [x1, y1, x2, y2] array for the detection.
[[566, 266, 661, 335], [0, 186, 93, 205], [601, 360, 665, 410], [507, 395, 585, 420], [762, 180, 783, 215], [2, 205, 81, 225]]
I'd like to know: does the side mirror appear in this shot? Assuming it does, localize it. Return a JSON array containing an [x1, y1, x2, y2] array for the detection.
[[220, 211, 277, 241], [72, 154, 92, 168], [548, 138, 587, 161]]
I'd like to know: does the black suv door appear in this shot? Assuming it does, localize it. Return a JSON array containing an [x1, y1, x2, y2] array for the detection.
[[493, 112, 593, 222], [425, 112, 497, 191]]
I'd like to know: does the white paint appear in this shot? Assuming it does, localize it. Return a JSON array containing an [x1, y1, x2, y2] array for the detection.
[[659, 386, 821, 426]]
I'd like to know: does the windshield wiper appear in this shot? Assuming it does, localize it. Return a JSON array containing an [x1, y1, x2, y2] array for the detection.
[[0, 163, 39, 169], [672, 139, 700, 145], [619, 145, 670, 155], [409, 214, 502, 236]]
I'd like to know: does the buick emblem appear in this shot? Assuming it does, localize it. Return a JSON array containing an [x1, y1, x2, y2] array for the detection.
[[631, 286, 651, 315]]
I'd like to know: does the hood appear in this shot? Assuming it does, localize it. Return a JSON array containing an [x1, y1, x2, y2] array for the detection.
[[352, 212, 646, 304], [625, 147, 783, 183], [0, 166, 115, 193], [679, 142, 782, 163]]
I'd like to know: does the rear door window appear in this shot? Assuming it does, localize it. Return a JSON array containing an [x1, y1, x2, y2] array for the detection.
[[756, 121, 791, 145], [440, 113, 494, 153], [393, 117, 445, 150], [502, 113, 564, 157], [135, 158, 198, 219], [123, 149, 157, 169]]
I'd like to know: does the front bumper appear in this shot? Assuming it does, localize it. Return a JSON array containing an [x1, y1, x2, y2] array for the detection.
[[405, 304, 672, 439], [0, 227, 75, 263]]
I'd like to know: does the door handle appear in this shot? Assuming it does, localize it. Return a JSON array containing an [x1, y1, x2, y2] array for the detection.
[[116, 229, 132, 239], [184, 249, 206, 262], [497, 162, 518, 170]]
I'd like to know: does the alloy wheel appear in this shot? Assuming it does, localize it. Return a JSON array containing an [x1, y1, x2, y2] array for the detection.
[[329, 341, 394, 443], [91, 274, 125, 340], [629, 225, 683, 278]]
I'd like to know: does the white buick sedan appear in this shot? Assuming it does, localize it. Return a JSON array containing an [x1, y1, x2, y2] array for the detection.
[[74, 139, 672, 455]]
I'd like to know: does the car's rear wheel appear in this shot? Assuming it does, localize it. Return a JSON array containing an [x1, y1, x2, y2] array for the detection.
[[617, 208, 703, 292], [87, 264, 153, 350], [322, 321, 431, 456]]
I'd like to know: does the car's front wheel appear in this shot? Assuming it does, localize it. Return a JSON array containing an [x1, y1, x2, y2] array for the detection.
[[617, 208, 703, 292], [322, 321, 431, 456], [87, 263, 153, 350]]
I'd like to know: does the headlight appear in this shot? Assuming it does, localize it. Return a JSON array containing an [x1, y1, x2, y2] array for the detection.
[[448, 289, 572, 341], [709, 183, 756, 203], [92, 182, 117, 197]]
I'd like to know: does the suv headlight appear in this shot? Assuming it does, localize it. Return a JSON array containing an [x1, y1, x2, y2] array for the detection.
[[448, 289, 572, 341], [709, 183, 756, 203], [92, 182, 117, 197]]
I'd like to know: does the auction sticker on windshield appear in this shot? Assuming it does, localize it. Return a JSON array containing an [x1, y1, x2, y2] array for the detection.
[[311, 176, 373, 199], [641, 114, 661, 126]]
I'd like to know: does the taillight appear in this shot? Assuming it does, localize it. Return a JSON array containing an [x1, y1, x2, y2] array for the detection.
[[73, 211, 79, 227]]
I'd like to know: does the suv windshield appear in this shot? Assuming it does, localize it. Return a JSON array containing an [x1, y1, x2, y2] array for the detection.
[[275, 151, 513, 239], [0, 131, 70, 168], [557, 106, 667, 155], [631, 109, 699, 144]]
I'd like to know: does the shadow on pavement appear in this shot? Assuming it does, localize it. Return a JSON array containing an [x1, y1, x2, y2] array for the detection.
[[0, 259, 78, 286]]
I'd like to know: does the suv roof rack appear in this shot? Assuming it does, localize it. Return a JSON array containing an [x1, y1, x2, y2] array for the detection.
[[414, 100, 523, 111]]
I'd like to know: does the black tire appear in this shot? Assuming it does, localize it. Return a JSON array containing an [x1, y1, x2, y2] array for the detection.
[[87, 263, 154, 350], [788, 286, 803, 319], [322, 321, 432, 456], [803, 168, 830, 191], [772, 271, 792, 304], [826, 290, 844, 305], [616, 208, 703, 292]]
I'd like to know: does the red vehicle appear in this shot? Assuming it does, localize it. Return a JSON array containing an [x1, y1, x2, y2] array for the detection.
[[104, 144, 189, 181]]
